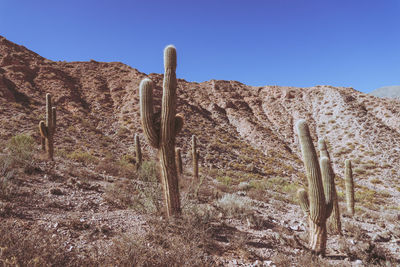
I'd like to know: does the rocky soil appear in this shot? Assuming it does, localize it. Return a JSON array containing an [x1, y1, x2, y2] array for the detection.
[[0, 35, 399, 266]]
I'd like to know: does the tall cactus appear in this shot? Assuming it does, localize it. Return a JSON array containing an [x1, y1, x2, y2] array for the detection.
[[318, 138, 342, 235], [135, 134, 142, 170], [296, 120, 334, 256], [139, 45, 183, 217], [175, 148, 183, 175], [192, 135, 199, 181], [345, 159, 354, 216], [39, 93, 56, 160]]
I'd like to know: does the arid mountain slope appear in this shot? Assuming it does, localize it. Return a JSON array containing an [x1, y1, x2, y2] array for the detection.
[[1, 35, 399, 196], [0, 35, 399, 265]]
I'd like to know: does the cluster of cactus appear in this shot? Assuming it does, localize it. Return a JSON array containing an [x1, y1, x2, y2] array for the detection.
[[296, 120, 334, 256], [318, 138, 342, 235], [139, 45, 183, 217], [39, 93, 56, 160], [192, 135, 199, 181]]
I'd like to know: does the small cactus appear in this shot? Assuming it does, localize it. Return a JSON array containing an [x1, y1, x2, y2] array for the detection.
[[296, 120, 334, 256], [39, 93, 56, 160], [175, 148, 183, 175], [135, 134, 142, 170], [139, 45, 183, 217], [192, 135, 199, 181], [318, 138, 342, 235], [345, 159, 355, 216]]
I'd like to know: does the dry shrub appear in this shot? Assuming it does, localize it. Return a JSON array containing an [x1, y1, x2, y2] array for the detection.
[[338, 237, 397, 266], [0, 222, 98, 266], [216, 193, 253, 219], [106, 215, 215, 266], [104, 161, 163, 213]]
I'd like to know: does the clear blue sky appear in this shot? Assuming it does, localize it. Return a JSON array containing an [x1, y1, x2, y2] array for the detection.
[[1, 0, 399, 93]]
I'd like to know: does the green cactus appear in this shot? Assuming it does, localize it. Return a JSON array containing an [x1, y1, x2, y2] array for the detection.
[[318, 138, 342, 235], [192, 135, 199, 181], [345, 159, 354, 216], [135, 134, 142, 170], [39, 93, 56, 160], [139, 45, 183, 217], [175, 147, 183, 175], [296, 120, 334, 256]]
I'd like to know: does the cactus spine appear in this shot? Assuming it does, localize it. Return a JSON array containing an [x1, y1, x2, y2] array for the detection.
[[135, 134, 142, 170], [175, 148, 183, 175], [318, 138, 341, 235], [296, 120, 334, 256], [192, 135, 199, 181], [139, 45, 183, 217], [345, 159, 354, 216], [39, 93, 56, 160]]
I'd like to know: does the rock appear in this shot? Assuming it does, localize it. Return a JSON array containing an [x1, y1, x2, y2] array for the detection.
[[50, 188, 64, 195], [373, 231, 391, 242]]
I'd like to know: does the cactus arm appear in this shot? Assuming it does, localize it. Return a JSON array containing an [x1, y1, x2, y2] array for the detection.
[[160, 45, 177, 145], [192, 135, 199, 181], [318, 138, 330, 160], [139, 78, 159, 148], [297, 188, 310, 215], [39, 121, 48, 138], [51, 107, 56, 133], [320, 157, 334, 218], [296, 120, 326, 224]]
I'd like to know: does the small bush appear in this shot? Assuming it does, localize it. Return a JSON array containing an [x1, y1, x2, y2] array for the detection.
[[217, 193, 253, 218], [137, 161, 159, 182], [67, 149, 97, 165], [7, 134, 35, 170], [106, 216, 214, 266]]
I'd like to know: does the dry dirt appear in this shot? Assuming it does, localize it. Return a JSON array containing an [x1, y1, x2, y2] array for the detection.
[[0, 35, 399, 266]]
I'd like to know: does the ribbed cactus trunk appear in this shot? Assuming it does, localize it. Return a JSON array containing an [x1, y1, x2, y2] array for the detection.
[[135, 134, 142, 170], [139, 45, 183, 217], [318, 139, 342, 235], [175, 148, 183, 175], [345, 159, 354, 216], [39, 93, 56, 160], [192, 135, 199, 181], [296, 120, 334, 256]]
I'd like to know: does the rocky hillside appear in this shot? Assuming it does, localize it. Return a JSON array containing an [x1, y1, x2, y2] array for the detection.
[[370, 85, 400, 99], [0, 35, 399, 266]]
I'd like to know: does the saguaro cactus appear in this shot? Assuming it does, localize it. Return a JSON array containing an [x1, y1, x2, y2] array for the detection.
[[318, 138, 342, 235], [139, 45, 183, 217], [39, 93, 56, 160], [175, 148, 183, 175], [296, 120, 334, 256], [345, 159, 354, 216], [135, 134, 142, 170], [192, 135, 199, 181]]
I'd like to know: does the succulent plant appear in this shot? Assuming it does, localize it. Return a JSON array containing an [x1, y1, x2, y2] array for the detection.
[[38, 93, 56, 160], [345, 159, 354, 216], [296, 120, 334, 256], [175, 147, 183, 175], [318, 138, 342, 235], [135, 134, 142, 170], [139, 45, 183, 217], [192, 135, 199, 181]]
